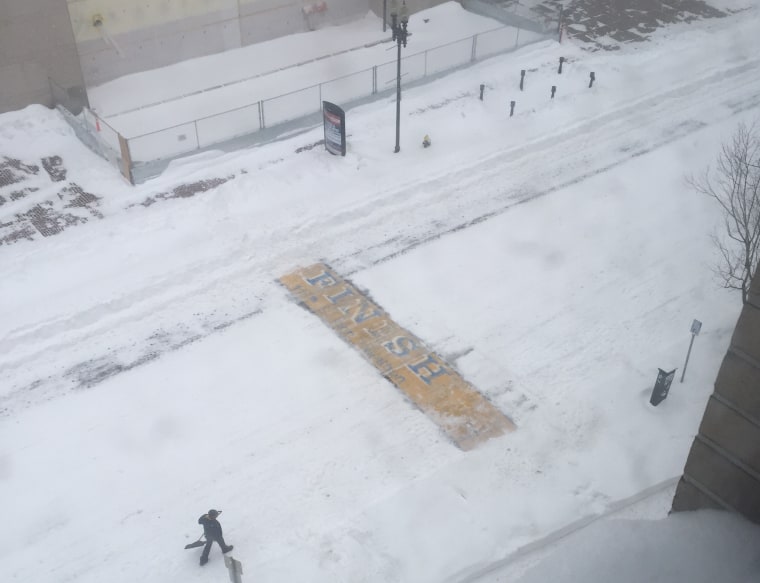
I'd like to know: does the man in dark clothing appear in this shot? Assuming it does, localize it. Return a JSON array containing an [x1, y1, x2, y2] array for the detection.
[[198, 509, 233, 566]]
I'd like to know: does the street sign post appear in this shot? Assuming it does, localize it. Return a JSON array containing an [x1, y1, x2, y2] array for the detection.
[[681, 319, 702, 383]]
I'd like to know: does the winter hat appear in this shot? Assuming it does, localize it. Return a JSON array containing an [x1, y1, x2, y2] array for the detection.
[[208, 509, 219, 518]]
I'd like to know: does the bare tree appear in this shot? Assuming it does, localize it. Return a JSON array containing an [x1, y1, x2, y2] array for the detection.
[[690, 121, 760, 305]]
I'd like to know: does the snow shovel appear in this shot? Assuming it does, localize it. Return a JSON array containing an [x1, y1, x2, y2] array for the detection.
[[185, 535, 206, 550]]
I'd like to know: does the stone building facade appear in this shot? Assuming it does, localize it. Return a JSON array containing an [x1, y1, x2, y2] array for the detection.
[[672, 270, 760, 523]]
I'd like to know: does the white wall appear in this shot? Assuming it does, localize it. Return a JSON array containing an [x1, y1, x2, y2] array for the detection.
[[66, 0, 375, 87]]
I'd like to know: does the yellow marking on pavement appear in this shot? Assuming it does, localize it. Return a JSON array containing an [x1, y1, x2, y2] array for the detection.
[[279, 263, 515, 450]]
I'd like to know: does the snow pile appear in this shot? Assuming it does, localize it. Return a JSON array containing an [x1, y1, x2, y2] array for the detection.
[[514, 510, 760, 583]]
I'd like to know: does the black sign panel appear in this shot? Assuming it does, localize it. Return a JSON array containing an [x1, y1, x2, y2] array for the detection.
[[650, 368, 676, 406], [322, 101, 346, 156]]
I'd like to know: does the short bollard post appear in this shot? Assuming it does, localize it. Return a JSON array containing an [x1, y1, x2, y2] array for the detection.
[[589, 72, 595, 88], [520, 69, 525, 91], [551, 85, 556, 99], [558, 56, 565, 74], [510, 100, 515, 117], [479, 83, 485, 100]]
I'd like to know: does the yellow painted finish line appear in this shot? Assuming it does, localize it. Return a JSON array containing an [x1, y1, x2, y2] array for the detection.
[[279, 263, 515, 450]]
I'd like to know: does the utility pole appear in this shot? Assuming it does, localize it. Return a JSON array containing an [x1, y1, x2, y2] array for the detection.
[[389, 0, 410, 153]]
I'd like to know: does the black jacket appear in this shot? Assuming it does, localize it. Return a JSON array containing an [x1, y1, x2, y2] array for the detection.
[[198, 514, 223, 540]]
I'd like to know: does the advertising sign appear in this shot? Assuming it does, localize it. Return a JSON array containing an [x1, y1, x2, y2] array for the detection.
[[322, 101, 346, 156]]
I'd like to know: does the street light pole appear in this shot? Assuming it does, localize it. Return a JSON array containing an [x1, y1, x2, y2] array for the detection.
[[395, 36, 401, 153], [390, 0, 409, 153]]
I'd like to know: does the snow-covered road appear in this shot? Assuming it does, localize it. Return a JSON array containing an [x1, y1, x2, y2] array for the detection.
[[1, 4, 759, 583], [3, 27, 759, 418]]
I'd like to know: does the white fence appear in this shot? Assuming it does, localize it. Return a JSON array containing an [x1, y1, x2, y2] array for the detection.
[[83, 23, 547, 171]]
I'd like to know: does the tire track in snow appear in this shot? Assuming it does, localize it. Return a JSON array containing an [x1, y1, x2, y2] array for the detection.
[[325, 57, 760, 272], [5, 56, 760, 366], [2, 54, 760, 414]]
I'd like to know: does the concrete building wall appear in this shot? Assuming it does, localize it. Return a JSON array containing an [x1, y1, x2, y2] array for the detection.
[[367, 0, 450, 18], [65, 0, 376, 87], [0, 0, 87, 114], [2, 0, 453, 113], [672, 270, 760, 523]]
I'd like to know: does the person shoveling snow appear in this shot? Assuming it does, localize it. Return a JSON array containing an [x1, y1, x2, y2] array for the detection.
[[191, 509, 234, 566]]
